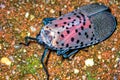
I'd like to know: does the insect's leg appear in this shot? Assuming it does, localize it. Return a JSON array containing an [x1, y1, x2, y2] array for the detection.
[[41, 48, 49, 80], [42, 18, 56, 25], [63, 49, 79, 58], [59, 11, 62, 16], [19, 36, 36, 46], [56, 50, 61, 55], [57, 49, 69, 56]]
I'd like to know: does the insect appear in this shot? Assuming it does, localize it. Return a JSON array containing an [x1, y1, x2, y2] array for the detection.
[[20, 3, 117, 80]]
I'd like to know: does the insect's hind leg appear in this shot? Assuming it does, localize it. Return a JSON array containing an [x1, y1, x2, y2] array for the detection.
[[62, 49, 79, 59], [19, 36, 37, 46], [42, 18, 56, 25]]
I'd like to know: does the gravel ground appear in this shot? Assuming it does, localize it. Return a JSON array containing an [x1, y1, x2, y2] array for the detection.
[[0, 0, 120, 80]]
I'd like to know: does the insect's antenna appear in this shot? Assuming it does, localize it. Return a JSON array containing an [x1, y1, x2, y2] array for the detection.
[[19, 36, 37, 46], [41, 48, 49, 80]]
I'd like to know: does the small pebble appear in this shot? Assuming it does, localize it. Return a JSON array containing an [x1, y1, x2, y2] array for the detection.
[[23, 49, 27, 53], [97, 77, 101, 80], [30, 26, 36, 32], [111, 47, 116, 51], [82, 75, 86, 80], [114, 38, 118, 42], [9, 56, 14, 62], [64, 5, 67, 8], [0, 44, 2, 50], [98, 51, 101, 54], [40, 64, 43, 68], [25, 12, 29, 18], [98, 55, 102, 59], [114, 64, 117, 68], [6, 75, 9, 80], [34, 54, 38, 57], [30, 15, 35, 20], [0, 3, 5, 9], [12, 70, 16, 74], [7, 11, 10, 14], [51, 1, 55, 4], [14, 44, 21, 49], [74, 68, 79, 74], [27, 32, 31, 36], [85, 58, 94, 67], [50, 9, 55, 13], [85, 0, 90, 2], [112, 55, 115, 58], [0, 57, 12, 66]]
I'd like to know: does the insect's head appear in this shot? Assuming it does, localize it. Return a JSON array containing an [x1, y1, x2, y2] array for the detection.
[[36, 27, 56, 47]]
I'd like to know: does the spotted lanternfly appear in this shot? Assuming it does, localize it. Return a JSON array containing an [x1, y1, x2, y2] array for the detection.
[[20, 3, 117, 79]]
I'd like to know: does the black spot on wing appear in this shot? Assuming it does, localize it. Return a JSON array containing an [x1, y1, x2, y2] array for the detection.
[[66, 44, 69, 47], [71, 37, 74, 42], [61, 43, 64, 46], [73, 19, 76, 21], [73, 13, 77, 15], [83, 21, 86, 25], [90, 42, 93, 45], [66, 27, 69, 29], [76, 40, 80, 44], [55, 24, 58, 27], [56, 41, 59, 44], [84, 32, 89, 38], [60, 48, 63, 50], [68, 17, 71, 19], [75, 46, 78, 48], [79, 21, 81, 23], [72, 21, 74, 24], [91, 37, 93, 41], [59, 17, 63, 20], [81, 26, 84, 30], [57, 31, 60, 34], [75, 29, 78, 33], [89, 25, 91, 28], [80, 13, 86, 25], [78, 32, 81, 35], [61, 34, 64, 38], [80, 42, 83, 46], [64, 22, 67, 24], [72, 24, 75, 26], [66, 30, 70, 34], [69, 47, 72, 49], [67, 23, 70, 26], [81, 13, 85, 18], [76, 15, 80, 18]]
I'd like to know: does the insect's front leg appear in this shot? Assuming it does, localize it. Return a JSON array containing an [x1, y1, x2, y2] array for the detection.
[[19, 36, 36, 46]]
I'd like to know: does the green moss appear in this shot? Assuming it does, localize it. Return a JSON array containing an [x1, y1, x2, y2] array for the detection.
[[86, 71, 96, 80], [17, 54, 41, 75], [116, 51, 120, 56]]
